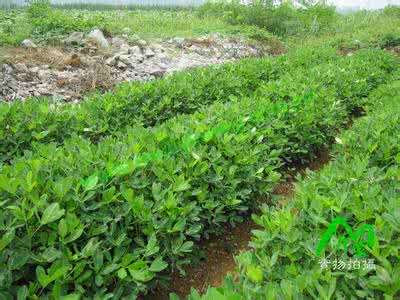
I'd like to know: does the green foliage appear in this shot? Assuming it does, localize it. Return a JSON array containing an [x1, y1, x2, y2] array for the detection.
[[197, 2, 338, 37], [0, 48, 396, 299], [0, 7, 279, 46], [0, 45, 341, 163], [0, 10, 31, 46], [289, 9, 400, 51], [200, 81, 400, 299], [26, 0, 51, 18], [29, 9, 107, 42], [383, 5, 400, 18]]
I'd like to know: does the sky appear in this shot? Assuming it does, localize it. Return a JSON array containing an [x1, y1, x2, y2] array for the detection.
[[328, 0, 400, 9]]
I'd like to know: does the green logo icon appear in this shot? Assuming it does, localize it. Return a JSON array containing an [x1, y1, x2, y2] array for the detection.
[[316, 216, 375, 257]]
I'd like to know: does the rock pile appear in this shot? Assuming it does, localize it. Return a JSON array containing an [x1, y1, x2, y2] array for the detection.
[[1, 30, 272, 102]]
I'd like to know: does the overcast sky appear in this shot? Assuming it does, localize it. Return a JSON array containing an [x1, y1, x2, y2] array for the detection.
[[328, 0, 400, 9]]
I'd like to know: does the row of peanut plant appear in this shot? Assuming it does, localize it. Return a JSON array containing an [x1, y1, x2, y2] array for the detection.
[[192, 81, 400, 300], [0, 48, 397, 299], [0, 46, 339, 162]]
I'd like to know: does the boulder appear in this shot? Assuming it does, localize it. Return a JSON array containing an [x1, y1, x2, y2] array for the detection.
[[64, 32, 85, 46], [128, 46, 142, 56], [111, 37, 126, 48], [144, 48, 155, 58], [14, 63, 29, 73], [136, 40, 147, 47], [169, 37, 185, 48], [149, 68, 166, 78], [21, 39, 37, 49], [116, 61, 127, 69], [87, 29, 109, 48], [118, 55, 133, 65]]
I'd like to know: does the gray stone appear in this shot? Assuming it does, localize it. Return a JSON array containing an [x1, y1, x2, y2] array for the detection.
[[144, 48, 155, 58], [21, 39, 37, 49], [128, 46, 142, 56], [149, 68, 166, 78], [87, 29, 109, 48], [116, 61, 127, 69], [2, 34, 268, 103], [105, 56, 117, 66], [119, 55, 132, 65], [30, 67, 40, 73], [169, 37, 185, 47], [64, 32, 85, 46], [38, 70, 51, 80], [136, 40, 147, 47], [14, 63, 28, 73], [111, 37, 126, 48]]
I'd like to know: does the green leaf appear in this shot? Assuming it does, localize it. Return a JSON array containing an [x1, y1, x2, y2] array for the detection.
[[64, 226, 84, 244], [118, 268, 127, 279], [81, 238, 101, 258], [60, 295, 80, 300], [36, 266, 49, 287], [58, 219, 68, 238], [121, 187, 134, 202], [180, 241, 193, 253], [128, 268, 155, 282], [109, 163, 132, 177], [145, 234, 159, 257], [41, 203, 65, 225], [170, 219, 186, 233], [0, 229, 15, 251], [16, 286, 29, 300], [82, 175, 99, 192], [149, 257, 168, 273], [173, 175, 191, 192], [54, 177, 73, 199], [33, 130, 50, 140], [246, 265, 263, 283]]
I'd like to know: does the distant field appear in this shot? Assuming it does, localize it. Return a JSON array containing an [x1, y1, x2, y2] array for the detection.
[[0, 8, 269, 46], [0, 0, 204, 9]]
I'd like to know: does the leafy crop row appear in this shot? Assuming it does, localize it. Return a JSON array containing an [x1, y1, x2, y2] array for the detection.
[[0, 49, 397, 299], [0, 46, 339, 162], [193, 81, 400, 300]]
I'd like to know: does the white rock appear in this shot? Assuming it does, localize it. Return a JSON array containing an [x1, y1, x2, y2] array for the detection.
[[64, 32, 85, 46], [105, 57, 116, 66], [14, 63, 28, 73], [137, 40, 147, 47], [21, 39, 37, 49], [144, 48, 155, 58], [119, 55, 133, 65], [117, 61, 127, 69], [87, 29, 109, 48], [169, 37, 185, 47], [111, 37, 126, 48], [38, 70, 51, 80], [128, 46, 142, 56]]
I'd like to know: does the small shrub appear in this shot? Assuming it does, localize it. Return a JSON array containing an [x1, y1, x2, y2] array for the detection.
[[26, 0, 51, 18], [383, 5, 400, 18], [198, 2, 338, 37]]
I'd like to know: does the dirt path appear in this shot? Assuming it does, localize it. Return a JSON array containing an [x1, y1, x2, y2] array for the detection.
[[146, 149, 331, 299]]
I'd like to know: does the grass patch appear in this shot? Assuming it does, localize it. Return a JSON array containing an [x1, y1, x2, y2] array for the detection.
[[0, 7, 277, 46]]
